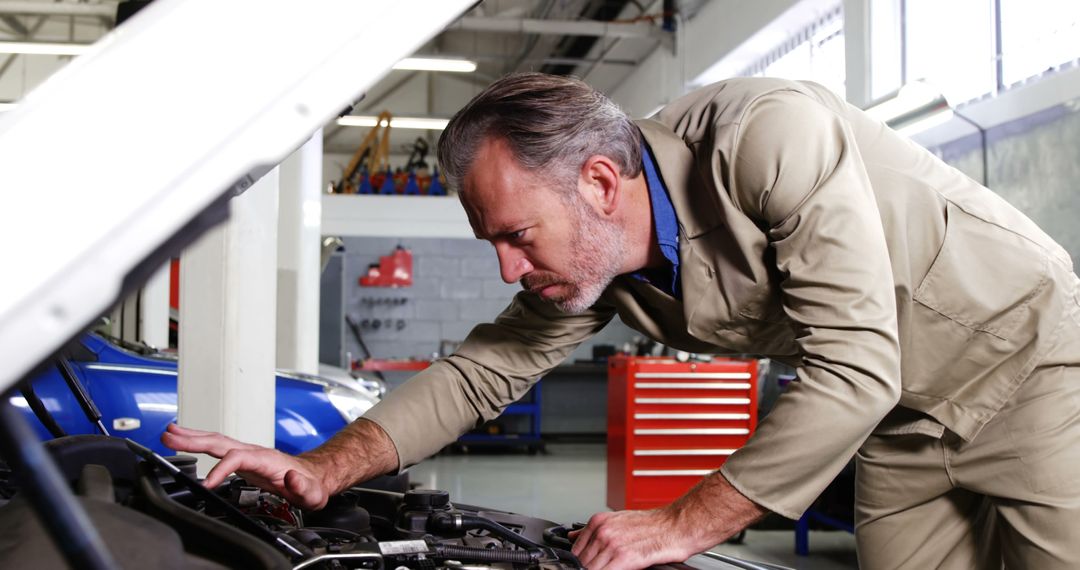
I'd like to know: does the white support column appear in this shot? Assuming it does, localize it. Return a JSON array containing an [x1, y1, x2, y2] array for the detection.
[[139, 262, 171, 349], [178, 169, 280, 475], [844, 0, 873, 108], [276, 133, 323, 374], [120, 295, 139, 343]]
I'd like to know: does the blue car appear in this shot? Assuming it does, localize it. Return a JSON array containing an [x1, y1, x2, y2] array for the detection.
[[10, 332, 382, 457]]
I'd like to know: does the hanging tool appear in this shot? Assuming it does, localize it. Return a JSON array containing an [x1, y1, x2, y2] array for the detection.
[[333, 110, 393, 194], [403, 137, 430, 172]]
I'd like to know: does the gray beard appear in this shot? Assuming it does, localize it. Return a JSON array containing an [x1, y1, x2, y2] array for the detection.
[[553, 198, 625, 314]]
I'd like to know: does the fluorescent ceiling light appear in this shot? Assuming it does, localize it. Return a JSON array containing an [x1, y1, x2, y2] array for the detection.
[[865, 80, 952, 136], [393, 57, 476, 73], [0, 41, 92, 55], [0, 102, 16, 111], [336, 115, 449, 130]]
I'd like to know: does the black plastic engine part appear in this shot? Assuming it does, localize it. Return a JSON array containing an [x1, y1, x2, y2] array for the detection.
[[304, 492, 372, 536], [132, 461, 293, 570], [396, 489, 452, 538], [44, 435, 141, 501], [0, 403, 117, 570]]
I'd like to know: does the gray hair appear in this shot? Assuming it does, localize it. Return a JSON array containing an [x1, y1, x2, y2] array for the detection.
[[437, 72, 642, 195]]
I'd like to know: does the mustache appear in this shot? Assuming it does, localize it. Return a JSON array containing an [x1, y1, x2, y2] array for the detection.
[[520, 272, 565, 291]]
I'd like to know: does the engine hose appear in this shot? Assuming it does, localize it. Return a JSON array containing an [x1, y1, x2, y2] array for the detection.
[[542, 524, 573, 549], [434, 544, 539, 564], [430, 513, 541, 551], [430, 514, 581, 567], [540, 525, 585, 567]]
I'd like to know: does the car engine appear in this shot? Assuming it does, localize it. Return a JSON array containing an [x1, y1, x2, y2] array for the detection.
[[0, 435, 582, 570]]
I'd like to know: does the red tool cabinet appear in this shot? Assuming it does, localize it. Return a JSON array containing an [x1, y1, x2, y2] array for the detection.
[[606, 356, 759, 510]]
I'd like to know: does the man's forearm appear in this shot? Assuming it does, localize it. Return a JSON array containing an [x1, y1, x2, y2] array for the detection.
[[665, 470, 769, 550], [300, 418, 400, 495]]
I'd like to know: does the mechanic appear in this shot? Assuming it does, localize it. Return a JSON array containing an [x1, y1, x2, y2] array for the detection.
[[165, 72, 1080, 569]]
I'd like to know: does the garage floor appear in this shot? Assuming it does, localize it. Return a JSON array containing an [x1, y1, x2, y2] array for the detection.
[[410, 443, 858, 570]]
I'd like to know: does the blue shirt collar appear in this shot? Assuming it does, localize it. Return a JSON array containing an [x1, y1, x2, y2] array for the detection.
[[631, 142, 681, 298]]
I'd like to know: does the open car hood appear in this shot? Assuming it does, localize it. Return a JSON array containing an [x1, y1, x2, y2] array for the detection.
[[0, 0, 474, 393]]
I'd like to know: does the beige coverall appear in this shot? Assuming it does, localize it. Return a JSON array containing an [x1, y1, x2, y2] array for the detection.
[[365, 78, 1080, 568]]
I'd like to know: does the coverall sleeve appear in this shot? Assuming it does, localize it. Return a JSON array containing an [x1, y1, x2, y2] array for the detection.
[[362, 291, 615, 471], [718, 90, 902, 519]]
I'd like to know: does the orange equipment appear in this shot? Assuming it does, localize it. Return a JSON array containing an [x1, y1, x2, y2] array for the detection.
[[333, 110, 393, 194]]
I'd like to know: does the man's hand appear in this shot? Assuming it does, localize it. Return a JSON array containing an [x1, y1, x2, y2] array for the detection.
[[569, 471, 768, 570], [161, 423, 331, 509], [570, 508, 697, 569], [161, 418, 400, 510]]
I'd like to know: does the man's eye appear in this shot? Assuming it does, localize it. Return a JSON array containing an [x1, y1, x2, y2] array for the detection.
[[510, 230, 526, 240]]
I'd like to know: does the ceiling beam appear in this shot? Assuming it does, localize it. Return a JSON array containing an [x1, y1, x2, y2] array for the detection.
[[448, 16, 667, 40], [0, 2, 116, 19], [0, 15, 48, 83], [457, 52, 638, 67], [0, 14, 26, 35]]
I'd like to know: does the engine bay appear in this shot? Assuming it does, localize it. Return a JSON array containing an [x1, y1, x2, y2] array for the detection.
[[0, 435, 582, 570]]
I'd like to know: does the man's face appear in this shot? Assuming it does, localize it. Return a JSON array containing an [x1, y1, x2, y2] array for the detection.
[[461, 137, 625, 314]]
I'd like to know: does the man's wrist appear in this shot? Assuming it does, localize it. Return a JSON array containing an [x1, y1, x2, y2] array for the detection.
[[299, 418, 400, 496], [661, 471, 770, 553]]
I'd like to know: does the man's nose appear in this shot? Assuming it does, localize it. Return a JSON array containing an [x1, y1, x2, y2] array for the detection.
[[496, 245, 533, 284]]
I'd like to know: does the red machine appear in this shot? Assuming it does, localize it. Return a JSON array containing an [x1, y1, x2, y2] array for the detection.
[[359, 246, 413, 287], [606, 355, 759, 510]]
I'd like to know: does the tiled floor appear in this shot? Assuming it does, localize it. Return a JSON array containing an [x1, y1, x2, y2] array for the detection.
[[410, 443, 858, 570]]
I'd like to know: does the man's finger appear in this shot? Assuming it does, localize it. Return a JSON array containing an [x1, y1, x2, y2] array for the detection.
[[163, 428, 258, 458], [166, 423, 215, 436], [570, 525, 592, 556], [201, 450, 252, 489], [162, 431, 228, 457], [574, 526, 607, 567], [582, 543, 616, 570]]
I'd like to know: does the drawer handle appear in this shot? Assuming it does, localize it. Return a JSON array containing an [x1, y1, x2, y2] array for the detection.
[[634, 449, 735, 456], [634, 382, 750, 390], [632, 469, 716, 477], [634, 372, 751, 380], [634, 413, 750, 420], [634, 397, 751, 405], [634, 428, 749, 435]]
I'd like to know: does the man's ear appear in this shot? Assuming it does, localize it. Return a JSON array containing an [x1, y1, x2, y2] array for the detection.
[[580, 155, 621, 216]]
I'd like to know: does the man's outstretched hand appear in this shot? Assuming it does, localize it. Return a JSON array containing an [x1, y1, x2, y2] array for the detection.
[[161, 419, 400, 511], [162, 423, 330, 509]]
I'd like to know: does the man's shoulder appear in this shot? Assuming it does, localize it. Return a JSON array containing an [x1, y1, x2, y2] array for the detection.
[[653, 77, 822, 138]]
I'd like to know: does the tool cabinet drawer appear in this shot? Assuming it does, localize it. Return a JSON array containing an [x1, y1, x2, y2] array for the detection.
[[606, 356, 758, 511]]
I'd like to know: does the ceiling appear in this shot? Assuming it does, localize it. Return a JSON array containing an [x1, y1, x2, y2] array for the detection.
[[0, 0, 709, 166], [322, 0, 708, 160]]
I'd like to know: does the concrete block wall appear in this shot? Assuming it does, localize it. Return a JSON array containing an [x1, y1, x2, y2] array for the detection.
[[932, 104, 1080, 268], [334, 236, 639, 365]]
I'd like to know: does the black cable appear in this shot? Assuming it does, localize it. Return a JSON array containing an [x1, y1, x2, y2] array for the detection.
[[55, 356, 109, 435], [434, 543, 539, 564], [0, 401, 118, 570], [430, 513, 582, 567], [18, 383, 66, 438]]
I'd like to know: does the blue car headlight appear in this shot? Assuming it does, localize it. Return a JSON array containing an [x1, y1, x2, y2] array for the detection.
[[324, 385, 375, 423]]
